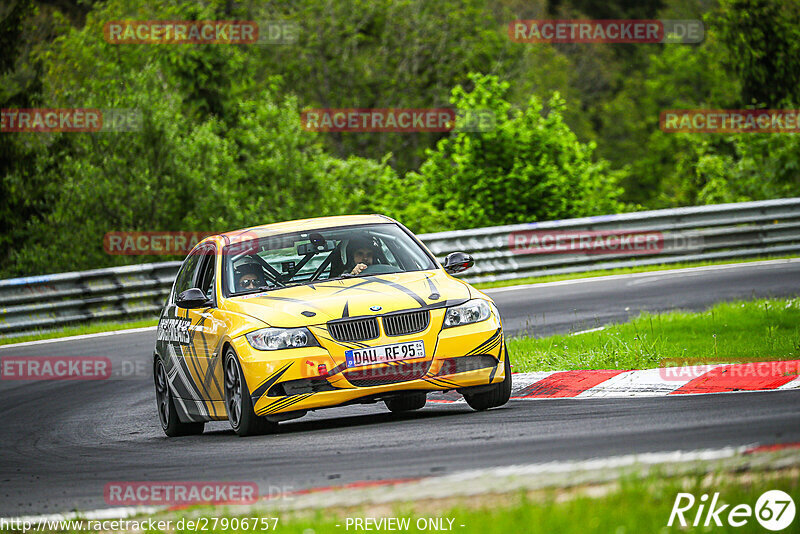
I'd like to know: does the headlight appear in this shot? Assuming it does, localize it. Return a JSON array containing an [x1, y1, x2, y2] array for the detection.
[[443, 299, 492, 328], [246, 327, 319, 350]]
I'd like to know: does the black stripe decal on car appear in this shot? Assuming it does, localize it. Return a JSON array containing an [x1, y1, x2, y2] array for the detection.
[[250, 362, 293, 402]]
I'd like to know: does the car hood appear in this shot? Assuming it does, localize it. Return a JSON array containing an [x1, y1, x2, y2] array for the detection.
[[223, 270, 471, 328]]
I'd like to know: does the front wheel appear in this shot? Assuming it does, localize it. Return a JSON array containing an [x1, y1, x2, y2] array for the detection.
[[463, 348, 512, 411], [224, 348, 277, 437], [154, 358, 204, 437]]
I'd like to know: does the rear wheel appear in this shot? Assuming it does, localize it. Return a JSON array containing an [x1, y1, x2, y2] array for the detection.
[[154, 359, 205, 437], [385, 392, 427, 413], [224, 348, 277, 437], [464, 348, 512, 411]]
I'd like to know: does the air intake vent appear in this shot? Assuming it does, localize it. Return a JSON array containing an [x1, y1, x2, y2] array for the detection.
[[383, 310, 430, 336], [327, 318, 379, 342], [434, 355, 498, 376], [344, 360, 432, 387]]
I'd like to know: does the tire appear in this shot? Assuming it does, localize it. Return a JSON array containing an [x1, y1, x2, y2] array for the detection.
[[154, 358, 205, 437], [464, 348, 512, 411], [385, 392, 427, 413], [224, 348, 277, 437]]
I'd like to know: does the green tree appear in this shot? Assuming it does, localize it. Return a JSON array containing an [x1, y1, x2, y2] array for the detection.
[[254, 0, 554, 173], [659, 132, 800, 206], [0, 0, 397, 276], [597, 28, 741, 206], [391, 74, 624, 232], [715, 0, 800, 106]]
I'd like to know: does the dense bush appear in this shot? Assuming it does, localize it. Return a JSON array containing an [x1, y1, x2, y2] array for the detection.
[[380, 74, 624, 232]]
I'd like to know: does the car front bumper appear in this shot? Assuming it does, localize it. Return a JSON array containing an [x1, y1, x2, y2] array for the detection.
[[231, 307, 506, 417]]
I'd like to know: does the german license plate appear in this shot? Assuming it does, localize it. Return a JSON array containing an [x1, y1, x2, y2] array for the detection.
[[345, 340, 425, 368]]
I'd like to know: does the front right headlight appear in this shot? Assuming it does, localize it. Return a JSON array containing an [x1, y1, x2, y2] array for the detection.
[[246, 327, 319, 351], [443, 299, 492, 328]]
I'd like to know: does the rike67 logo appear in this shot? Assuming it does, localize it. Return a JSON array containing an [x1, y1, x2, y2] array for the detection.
[[669, 490, 796, 531]]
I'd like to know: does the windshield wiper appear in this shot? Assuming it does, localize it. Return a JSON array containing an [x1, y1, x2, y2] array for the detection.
[[234, 286, 273, 296], [283, 277, 345, 287], [325, 274, 357, 282]]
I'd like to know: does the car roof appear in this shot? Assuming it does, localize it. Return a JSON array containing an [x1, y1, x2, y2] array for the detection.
[[217, 214, 395, 244]]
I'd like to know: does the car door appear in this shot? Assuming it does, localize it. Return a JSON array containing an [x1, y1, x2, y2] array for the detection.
[[158, 247, 206, 420], [181, 243, 227, 418]]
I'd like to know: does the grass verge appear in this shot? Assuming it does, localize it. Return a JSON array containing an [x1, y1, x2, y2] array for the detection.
[[508, 298, 800, 372], [0, 318, 158, 346], [37, 468, 799, 533], [263, 471, 799, 534], [472, 255, 798, 290]]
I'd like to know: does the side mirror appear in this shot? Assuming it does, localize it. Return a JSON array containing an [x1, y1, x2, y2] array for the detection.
[[442, 252, 474, 274], [176, 288, 212, 309]]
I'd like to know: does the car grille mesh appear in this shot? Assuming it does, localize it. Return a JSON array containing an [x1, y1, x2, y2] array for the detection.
[[327, 318, 379, 342], [383, 310, 430, 336]]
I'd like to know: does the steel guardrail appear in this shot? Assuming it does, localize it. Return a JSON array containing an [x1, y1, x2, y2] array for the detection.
[[1, 198, 799, 337]]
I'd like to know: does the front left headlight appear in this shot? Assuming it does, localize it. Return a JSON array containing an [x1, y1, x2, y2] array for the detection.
[[246, 327, 319, 351], [443, 299, 492, 328]]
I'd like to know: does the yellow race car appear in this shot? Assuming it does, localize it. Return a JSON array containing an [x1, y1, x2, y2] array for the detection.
[[153, 215, 510, 436]]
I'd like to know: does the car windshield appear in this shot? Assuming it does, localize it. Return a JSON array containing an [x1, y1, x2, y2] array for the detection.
[[223, 223, 437, 296]]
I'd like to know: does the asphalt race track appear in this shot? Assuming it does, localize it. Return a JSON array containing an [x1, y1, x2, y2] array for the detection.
[[1, 260, 799, 516]]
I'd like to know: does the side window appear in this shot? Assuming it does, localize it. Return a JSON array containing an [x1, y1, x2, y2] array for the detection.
[[197, 252, 216, 302], [173, 249, 204, 300]]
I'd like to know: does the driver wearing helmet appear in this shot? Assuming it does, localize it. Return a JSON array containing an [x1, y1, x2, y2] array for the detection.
[[234, 262, 267, 291]]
